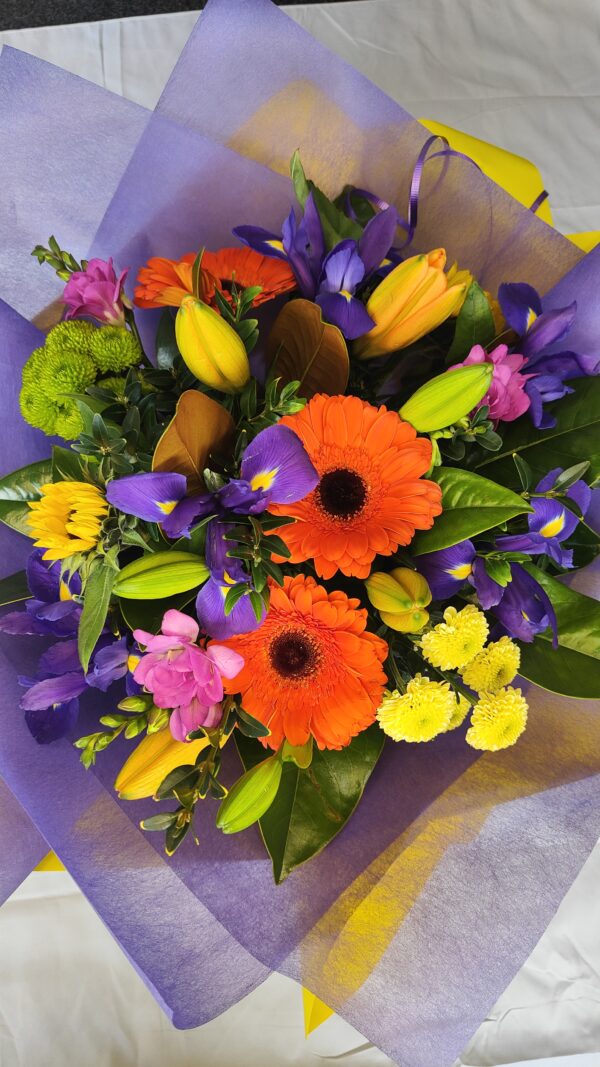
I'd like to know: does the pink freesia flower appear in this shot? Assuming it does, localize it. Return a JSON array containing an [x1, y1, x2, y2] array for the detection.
[[62, 257, 129, 325], [132, 609, 244, 742], [454, 343, 531, 423]]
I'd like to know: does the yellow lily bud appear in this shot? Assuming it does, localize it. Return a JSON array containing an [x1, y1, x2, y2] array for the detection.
[[355, 250, 467, 359], [175, 294, 250, 393], [399, 363, 493, 432], [446, 262, 474, 316], [115, 728, 210, 800], [366, 567, 432, 633]]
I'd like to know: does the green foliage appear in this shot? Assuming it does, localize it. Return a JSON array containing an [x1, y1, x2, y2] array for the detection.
[[412, 467, 531, 554], [31, 235, 85, 281], [447, 281, 495, 360], [236, 725, 384, 883], [78, 550, 119, 672], [0, 458, 53, 535], [0, 570, 30, 606]]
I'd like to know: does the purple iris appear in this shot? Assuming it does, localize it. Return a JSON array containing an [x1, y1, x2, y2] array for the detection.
[[234, 197, 398, 339], [496, 468, 591, 568], [492, 563, 558, 647], [498, 283, 600, 429], [195, 520, 266, 640], [106, 423, 318, 538], [0, 549, 81, 638], [416, 539, 558, 644]]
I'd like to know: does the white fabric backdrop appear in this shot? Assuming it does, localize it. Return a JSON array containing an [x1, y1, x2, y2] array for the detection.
[[1, 4, 600, 1066]]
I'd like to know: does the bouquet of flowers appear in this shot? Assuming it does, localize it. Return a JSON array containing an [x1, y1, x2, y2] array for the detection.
[[1, 2, 600, 1062], [2, 142, 598, 874]]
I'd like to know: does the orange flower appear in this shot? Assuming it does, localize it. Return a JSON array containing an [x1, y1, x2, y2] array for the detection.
[[134, 247, 296, 310], [269, 395, 443, 580], [220, 575, 388, 751]]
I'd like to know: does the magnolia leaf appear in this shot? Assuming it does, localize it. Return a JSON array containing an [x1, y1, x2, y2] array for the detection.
[[236, 725, 384, 883], [477, 377, 600, 486], [0, 458, 53, 536], [52, 445, 84, 482], [267, 300, 349, 400], [411, 467, 531, 555], [152, 390, 235, 493], [0, 570, 30, 606], [517, 565, 600, 698]]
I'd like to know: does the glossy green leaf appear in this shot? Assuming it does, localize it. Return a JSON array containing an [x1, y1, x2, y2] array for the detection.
[[118, 591, 197, 635], [155, 309, 179, 371], [447, 281, 495, 360], [236, 724, 384, 883], [518, 565, 600, 698], [52, 445, 84, 482], [0, 458, 53, 535], [411, 468, 531, 555], [0, 570, 30, 606], [476, 378, 600, 487], [78, 562, 117, 673]]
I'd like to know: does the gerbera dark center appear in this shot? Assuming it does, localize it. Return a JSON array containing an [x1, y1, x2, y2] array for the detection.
[[316, 468, 367, 519], [270, 629, 318, 679]]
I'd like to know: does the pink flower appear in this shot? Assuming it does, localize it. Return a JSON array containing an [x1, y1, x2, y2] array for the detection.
[[132, 609, 244, 742], [62, 257, 129, 325], [453, 343, 531, 423]]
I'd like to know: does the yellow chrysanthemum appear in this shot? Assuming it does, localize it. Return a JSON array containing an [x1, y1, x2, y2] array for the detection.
[[377, 675, 457, 743], [461, 636, 520, 695], [419, 604, 489, 671], [466, 687, 528, 751], [447, 692, 471, 730], [28, 481, 108, 561]]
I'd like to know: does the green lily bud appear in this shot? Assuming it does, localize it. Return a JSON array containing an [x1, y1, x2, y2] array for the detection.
[[114, 551, 209, 599], [399, 363, 493, 432], [366, 567, 432, 633], [216, 754, 283, 834]]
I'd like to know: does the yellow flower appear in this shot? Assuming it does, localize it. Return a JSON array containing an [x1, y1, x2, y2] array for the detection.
[[377, 675, 456, 742], [446, 263, 474, 316], [466, 687, 528, 751], [354, 249, 467, 359], [447, 693, 471, 730], [365, 567, 431, 633], [28, 481, 108, 561], [115, 728, 211, 800], [461, 636, 521, 694], [420, 604, 488, 671], [175, 295, 250, 393]]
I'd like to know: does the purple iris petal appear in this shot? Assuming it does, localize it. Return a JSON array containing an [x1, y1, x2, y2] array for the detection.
[[106, 471, 187, 523], [302, 193, 326, 282], [20, 671, 88, 711], [25, 699, 80, 745], [525, 375, 572, 429], [492, 563, 558, 646], [319, 240, 365, 295], [88, 636, 129, 691], [160, 494, 214, 539], [217, 479, 268, 514], [195, 576, 264, 640], [316, 290, 374, 340], [358, 206, 398, 277], [232, 225, 287, 261], [498, 282, 542, 337], [38, 639, 82, 677], [205, 521, 245, 582], [26, 549, 61, 602], [416, 541, 476, 600], [522, 302, 577, 359], [471, 557, 505, 609], [282, 209, 317, 298], [240, 424, 319, 506]]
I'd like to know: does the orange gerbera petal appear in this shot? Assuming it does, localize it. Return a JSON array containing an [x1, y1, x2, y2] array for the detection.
[[219, 575, 388, 751], [268, 394, 443, 580], [134, 247, 296, 310]]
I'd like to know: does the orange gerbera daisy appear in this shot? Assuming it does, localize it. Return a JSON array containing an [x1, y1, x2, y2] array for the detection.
[[268, 395, 443, 580], [220, 575, 388, 751], [134, 247, 296, 310]]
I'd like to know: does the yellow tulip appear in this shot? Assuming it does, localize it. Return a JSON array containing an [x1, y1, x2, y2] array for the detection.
[[366, 567, 432, 633], [175, 295, 250, 393], [115, 728, 210, 800], [354, 250, 467, 359]]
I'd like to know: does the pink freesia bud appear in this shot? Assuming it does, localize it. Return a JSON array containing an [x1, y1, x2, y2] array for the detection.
[[453, 343, 531, 423], [132, 609, 244, 742], [62, 257, 129, 325]]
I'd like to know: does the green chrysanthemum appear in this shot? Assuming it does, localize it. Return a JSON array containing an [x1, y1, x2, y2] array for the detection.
[[19, 380, 57, 434], [98, 374, 127, 397], [89, 326, 141, 373], [40, 346, 97, 401], [21, 346, 48, 388], [45, 320, 96, 361]]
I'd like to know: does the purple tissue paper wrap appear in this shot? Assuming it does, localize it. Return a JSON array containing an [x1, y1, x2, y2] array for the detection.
[[1, 3, 600, 1065]]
